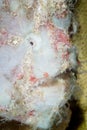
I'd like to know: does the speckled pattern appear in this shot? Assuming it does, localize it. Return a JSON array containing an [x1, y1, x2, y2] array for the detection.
[[0, 0, 87, 130], [72, 0, 87, 129]]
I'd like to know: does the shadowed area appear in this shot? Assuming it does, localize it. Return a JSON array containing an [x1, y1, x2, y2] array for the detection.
[[66, 100, 84, 130]]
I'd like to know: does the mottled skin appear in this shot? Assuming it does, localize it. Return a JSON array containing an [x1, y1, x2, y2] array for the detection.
[[0, 0, 78, 129]]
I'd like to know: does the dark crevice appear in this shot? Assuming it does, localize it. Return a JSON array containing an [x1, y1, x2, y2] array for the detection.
[[66, 100, 84, 130]]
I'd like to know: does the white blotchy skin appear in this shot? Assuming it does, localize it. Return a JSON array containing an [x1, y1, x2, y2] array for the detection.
[[26, 31, 68, 78], [0, 0, 78, 129]]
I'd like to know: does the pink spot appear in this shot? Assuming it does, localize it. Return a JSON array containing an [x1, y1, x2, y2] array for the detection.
[[45, 21, 70, 52], [0, 29, 8, 46], [0, 41, 4, 46], [16, 73, 24, 80], [0, 106, 7, 112], [12, 66, 24, 80], [29, 76, 38, 83], [1, 29, 7, 35], [55, 29, 70, 44], [62, 51, 69, 60], [43, 72, 49, 78], [28, 110, 35, 116]]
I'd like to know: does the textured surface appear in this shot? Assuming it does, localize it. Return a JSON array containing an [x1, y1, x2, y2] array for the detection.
[[0, 0, 78, 129], [71, 0, 87, 129], [0, 0, 87, 130]]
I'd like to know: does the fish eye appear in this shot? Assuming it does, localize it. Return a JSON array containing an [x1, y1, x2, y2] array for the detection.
[[30, 41, 34, 46]]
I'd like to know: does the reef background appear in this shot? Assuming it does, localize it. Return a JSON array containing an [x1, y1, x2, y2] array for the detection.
[[70, 0, 87, 129], [0, 0, 87, 130]]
